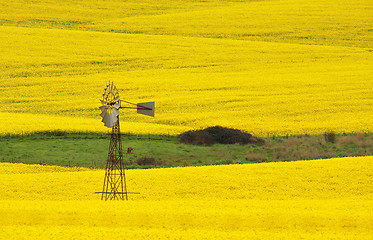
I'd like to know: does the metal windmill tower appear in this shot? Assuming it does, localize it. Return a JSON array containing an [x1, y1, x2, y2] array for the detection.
[[96, 81, 155, 200]]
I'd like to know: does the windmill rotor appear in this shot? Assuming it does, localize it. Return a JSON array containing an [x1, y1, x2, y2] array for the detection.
[[100, 81, 121, 128], [100, 82, 155, 128]]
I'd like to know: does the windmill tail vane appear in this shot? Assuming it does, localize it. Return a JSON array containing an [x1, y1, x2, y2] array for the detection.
[[119, 101, 155, 117], [95, 81, 155, 200]]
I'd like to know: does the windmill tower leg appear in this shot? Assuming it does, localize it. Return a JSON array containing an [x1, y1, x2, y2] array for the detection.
[[101, 118, 128, 200]]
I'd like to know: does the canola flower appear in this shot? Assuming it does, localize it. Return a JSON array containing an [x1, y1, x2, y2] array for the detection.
[[0, 0, 372, 136], [0, 156, 372, 239]]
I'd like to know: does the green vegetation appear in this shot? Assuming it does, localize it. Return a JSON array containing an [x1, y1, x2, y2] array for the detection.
[[0, 131, 372, 169], [179, 126, 264, 145]]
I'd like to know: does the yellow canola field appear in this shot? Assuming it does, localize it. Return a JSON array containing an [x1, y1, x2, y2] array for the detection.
[[1, 0, 372, 48], [0, 26, 372, 136], [0, 156, 372, 239], [0, 0, 372, 136]]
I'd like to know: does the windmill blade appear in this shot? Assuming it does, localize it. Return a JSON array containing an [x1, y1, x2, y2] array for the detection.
[[102, 113, 108, 124], [137, 102, 155, 117], [100, 109, 105, 118], [102, 111, 118, 128], [113, 108, 120, 116], [113, 103, 121, 109], [99, 105, 107, 112], [110, 113, 117, 126], [104, 121, 111, 128], [107, 114, 114, 127], [104, 117, 114, 128], [114, 96, 120, 102], [100, 108, 108, 118], [102, 111, 111, 124], [103, 116, 110, 127], [105, 113, 116, 128]]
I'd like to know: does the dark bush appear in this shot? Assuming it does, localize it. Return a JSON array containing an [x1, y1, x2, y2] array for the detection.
[[178, 126, 264, 145], [324, 132, 336, 143]]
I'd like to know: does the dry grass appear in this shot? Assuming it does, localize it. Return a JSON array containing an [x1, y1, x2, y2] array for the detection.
[[267, 133, 373, 162], [337, 133, 373, 149], [264, 139, 272, 150], [356, 132, 365, 141], [358, 138, 373, 148], [245, 152, 267, 162], [337, 135, 356, 144], [272, 145, 291, 160]]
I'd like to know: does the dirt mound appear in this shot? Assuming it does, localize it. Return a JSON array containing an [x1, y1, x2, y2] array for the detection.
[[178, 126, 264, 145]]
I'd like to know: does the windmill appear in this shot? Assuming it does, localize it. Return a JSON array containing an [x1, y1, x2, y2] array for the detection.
[[96, 81, 155, 200]]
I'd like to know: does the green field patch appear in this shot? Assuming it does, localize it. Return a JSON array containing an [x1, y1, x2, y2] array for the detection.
[[1, 131, 372, 169]]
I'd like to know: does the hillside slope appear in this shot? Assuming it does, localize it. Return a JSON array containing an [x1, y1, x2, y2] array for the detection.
[[0, 0, 372, 135], [0, 157, 372, 239]]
